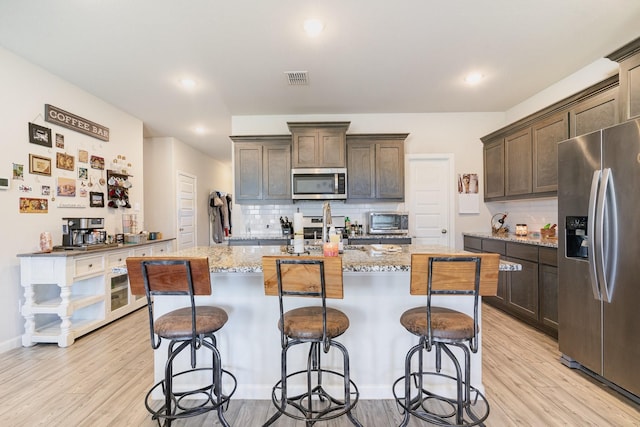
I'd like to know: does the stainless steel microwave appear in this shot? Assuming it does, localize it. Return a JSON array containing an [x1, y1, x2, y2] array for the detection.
[[291, 168, 347, 200], [368, 212, 409, 234]]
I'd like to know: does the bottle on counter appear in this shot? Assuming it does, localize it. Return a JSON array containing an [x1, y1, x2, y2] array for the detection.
[[345, 216, 351, 229], [358, 224, 363, 235]]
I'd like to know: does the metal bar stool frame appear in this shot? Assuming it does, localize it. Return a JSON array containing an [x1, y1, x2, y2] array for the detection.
[[262, 257, 362, 427], [393, 255, 491, 427], [128, 257, 237, 427]]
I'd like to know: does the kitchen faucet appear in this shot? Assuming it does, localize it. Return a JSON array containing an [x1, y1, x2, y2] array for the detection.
[[322, 201, 332, 243]]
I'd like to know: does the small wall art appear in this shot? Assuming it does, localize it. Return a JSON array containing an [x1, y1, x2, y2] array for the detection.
[[56, 152, 75, 171], [90, 155, 105, 170], [90, 191, 104, 207], [78, 149, 88, 163], [13, 163, 24, 180], [19, 197, 48, 213], [78, 167, 88, 180], [57, 177, 76, 197], [55, 133, 64, 149], [457, 173, 480, 214], [42, 185, 51, 196], [28, 123, 52, 147], [29, 154, 52, 176]]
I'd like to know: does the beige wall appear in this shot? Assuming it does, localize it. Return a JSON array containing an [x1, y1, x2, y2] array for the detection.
[[0, 46, 144, 352], [144, 137, 232, 246]]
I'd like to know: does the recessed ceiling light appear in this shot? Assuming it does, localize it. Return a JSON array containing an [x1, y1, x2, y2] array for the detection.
[[303, 19, 324, 37], [464, 72, 483, 85], [195, 126, 205, 134], [180, 78, 196, 89]]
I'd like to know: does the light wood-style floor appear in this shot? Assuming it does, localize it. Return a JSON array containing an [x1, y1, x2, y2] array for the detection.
[[1, 304, 638, 426]]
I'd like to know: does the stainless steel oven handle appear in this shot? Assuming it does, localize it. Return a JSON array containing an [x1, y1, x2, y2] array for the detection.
[[588, 170, 602, 300]]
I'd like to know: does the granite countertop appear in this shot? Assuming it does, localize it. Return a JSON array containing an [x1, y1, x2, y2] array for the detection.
[[156, 244, 521, 274], [16, 238, 176, 257], [463, 232, 558, 248], [227, 234, 410, 241]]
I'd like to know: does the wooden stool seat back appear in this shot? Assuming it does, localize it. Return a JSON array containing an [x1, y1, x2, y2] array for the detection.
[[127, 256, 211, 296], [410, 253, 500, 296], [262, 255, 343, 299]]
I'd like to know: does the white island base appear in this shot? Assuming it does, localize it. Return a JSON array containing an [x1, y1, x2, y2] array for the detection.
[[152, 270, 485, 400]]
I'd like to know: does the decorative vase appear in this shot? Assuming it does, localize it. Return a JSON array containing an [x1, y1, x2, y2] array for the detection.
[[39, 232, 52, 253]]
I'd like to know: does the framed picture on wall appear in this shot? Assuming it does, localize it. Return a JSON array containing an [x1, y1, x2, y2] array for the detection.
[[56, 152, 75, 171], [89, 192, 104, 207], [28, 123, 52, 147], [29, 154, 52, 176]]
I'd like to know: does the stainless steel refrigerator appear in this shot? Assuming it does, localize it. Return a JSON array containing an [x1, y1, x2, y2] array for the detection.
[[558, 118, 640, 403]]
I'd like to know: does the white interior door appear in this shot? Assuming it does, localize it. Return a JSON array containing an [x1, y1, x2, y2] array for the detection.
[[407, 154, 454, 247], [176, 172, 196, 250]]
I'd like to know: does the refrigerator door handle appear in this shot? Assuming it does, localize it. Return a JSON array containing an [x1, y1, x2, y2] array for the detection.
[[596, 168, 617, 302], [588, 170, 602, 300]]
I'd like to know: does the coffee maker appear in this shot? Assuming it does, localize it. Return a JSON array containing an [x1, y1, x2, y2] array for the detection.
[[61, 217, 107, 249]]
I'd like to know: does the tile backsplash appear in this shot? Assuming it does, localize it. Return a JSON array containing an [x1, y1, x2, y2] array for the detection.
[[487, 198, 558, 235], [234, 201, 405, 236]]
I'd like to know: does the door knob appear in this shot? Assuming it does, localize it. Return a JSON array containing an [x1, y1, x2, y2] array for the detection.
[[441, 229, 447, 234]]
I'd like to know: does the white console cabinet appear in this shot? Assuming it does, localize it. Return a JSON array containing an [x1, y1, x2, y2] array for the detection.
[[18, 239, 174, 347]]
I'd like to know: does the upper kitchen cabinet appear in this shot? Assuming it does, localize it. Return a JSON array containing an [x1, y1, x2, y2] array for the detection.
[[505, 127, 532, 196], [532, 111, 568, 193], [481, 76, 619, 201], [569, 86, 618, 137], [231, 135, 292, 203], [483, 137, 505, 199], [607, 36, 640, 122], [346, 134, 408, 202], [288, 122, 350, 168]]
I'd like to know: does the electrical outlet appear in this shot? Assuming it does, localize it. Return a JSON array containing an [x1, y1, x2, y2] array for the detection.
[[266, 224, 270, 229]]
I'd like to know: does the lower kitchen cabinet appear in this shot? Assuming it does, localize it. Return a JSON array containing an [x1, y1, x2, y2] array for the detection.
[[539, 247, 559, 331], [463, 235, 558, 338], [18, 239, 175, 347]]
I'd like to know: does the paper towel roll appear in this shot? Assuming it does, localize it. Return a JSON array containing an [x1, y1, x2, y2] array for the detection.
[[293, 212, 303, 234], [293, 235, 304, 253]]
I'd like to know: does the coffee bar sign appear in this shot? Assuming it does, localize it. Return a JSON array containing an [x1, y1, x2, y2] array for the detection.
[[45, 104, 109, 141]]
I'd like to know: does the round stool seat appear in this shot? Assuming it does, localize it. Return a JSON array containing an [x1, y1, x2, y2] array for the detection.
[[155, 306, 228, 339], [400, 306, 475, 341], [279, 306, 349, 340]]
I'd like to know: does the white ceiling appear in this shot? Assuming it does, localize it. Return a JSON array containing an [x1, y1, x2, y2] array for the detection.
[[1, 1, 639, 165]]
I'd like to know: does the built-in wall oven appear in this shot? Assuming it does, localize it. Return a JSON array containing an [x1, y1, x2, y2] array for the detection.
[[291, 168, 347, 200]]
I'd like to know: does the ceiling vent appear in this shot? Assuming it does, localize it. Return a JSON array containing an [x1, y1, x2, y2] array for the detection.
[[285, 71, 309, 86]]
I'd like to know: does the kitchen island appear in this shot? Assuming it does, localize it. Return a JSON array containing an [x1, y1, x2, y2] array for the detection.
[[146, 244, 519, 400]]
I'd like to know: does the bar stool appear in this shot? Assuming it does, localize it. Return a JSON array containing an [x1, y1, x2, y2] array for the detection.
[[393, 253, 499, 427], [127, 256, 237, 427], [261, 256, 362, 427]]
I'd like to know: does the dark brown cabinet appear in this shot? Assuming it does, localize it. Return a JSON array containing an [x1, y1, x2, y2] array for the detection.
[[505, 242, 539, 322], [463, 235, 558, 338], [288, 122, 349, 168], [538, 247, 558, 331], [533, 112, 568, 193], [607, 36, 640, 122], [231, 135, 291, 203], [620, 53, 640, 121], [482, 76, 619, 202], [346, 134, 407, 201], [483, 138, 505, 199], [569, 87, 618, 137], [505, 128, 533, 196]]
